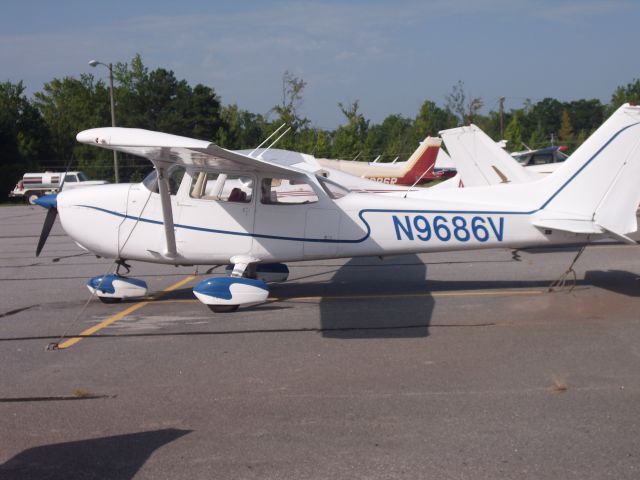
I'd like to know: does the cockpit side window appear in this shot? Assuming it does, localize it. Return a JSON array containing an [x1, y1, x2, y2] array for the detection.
[[189, 171, 253, 203], [260, 177, 319, 205]]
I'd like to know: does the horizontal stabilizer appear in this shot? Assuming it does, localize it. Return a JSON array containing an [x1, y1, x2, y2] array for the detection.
[[532, 217, 637, 245], [532, 217, 605, 234], [598, 226, 637, 245]]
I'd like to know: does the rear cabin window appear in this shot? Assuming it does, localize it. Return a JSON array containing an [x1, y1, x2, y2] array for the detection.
[[260, 178, 319, 205], [190, 172, 253, 203]]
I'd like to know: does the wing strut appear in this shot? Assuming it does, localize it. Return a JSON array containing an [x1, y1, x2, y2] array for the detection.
[[155, 163, 177, 258]]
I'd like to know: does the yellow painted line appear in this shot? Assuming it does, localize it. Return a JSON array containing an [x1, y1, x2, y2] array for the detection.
[[58, 275, 196, 349]]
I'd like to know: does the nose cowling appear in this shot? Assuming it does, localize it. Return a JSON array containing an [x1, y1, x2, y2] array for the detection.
[[34, 193, 58, 209], [56, 183, 132, 259]]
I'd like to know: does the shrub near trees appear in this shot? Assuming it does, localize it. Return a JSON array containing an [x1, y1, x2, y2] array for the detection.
[[2, 54, 639, 199]]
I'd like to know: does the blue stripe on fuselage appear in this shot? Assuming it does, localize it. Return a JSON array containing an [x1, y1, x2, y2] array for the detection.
[[75, 120, 640, 244]]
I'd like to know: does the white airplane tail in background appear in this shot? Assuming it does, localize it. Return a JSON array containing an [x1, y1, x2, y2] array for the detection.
[[533, 103, 640, 241], [440, 124, 535, 186]]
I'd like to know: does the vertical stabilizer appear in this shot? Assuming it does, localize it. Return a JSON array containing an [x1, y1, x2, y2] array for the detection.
[[395, 137, 441, 183], [535, 104, 640, 236], [440, 124, 536, 186]]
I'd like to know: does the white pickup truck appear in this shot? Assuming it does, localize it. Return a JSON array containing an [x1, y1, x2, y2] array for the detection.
[[9, 171, 108, 204]]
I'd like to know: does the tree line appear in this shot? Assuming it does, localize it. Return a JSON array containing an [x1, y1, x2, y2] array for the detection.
[[2, 54, 640, 197]]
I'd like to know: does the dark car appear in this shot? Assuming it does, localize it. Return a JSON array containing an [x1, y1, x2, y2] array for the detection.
[[511, 146, 569, 166]]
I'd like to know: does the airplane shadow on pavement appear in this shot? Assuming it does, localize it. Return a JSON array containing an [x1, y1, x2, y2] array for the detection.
[[0, 428, 191, 480], [583, 269, 640, 297], [317, 255, 433, 339]]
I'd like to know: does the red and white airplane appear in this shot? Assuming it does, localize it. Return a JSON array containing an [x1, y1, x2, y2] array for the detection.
[[316, 137, 441, 185]]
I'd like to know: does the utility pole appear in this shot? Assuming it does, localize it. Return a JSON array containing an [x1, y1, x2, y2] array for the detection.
[[498, 96, 505, 139], [89, 59, 119, 183]]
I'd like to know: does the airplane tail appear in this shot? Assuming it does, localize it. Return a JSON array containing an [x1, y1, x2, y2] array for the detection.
[[440, 124, 536, 186], [533, 103, 640, 242], [396, 137, 441, 184]]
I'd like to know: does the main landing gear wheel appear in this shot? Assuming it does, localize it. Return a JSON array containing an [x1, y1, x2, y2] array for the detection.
[[98, 296, 123, 304], [207, 304, 239, 313]]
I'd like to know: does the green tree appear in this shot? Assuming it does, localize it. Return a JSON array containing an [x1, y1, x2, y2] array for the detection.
[[270, 70, 310, 150], [565, 99, 603, 134], [364, 114, 412, 161], [558, 110, 574, 144], [312, 129, 332, 158], [111, 54, 225, 180], [411, 100, 457, 142], [331, 100, 369, 159], [528, 98, 563, 139], [0, 81, 49, 198], [216, 103, 266, 149], [610, 78, 640, 111], [473, 111, 502, 141], [115, 54, 223, 139], [528, 122, 547, 149], [504, 111, 524, 151], [293, 127, 332, 157], [33, 74, 112, 178], [575, 129, 590, 150]]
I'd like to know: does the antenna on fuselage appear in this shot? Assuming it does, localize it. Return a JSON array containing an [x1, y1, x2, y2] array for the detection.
[[248, 123, 286, 157], [258, 126, 291, 159], [403, 164, 434, 198]]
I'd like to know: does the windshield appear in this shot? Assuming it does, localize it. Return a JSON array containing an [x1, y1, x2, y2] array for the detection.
[[317, 176, 350, 199], [142, 170, 158, 192]]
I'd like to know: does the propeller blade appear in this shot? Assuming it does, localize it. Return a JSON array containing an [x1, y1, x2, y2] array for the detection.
[[36, 207, 58, 257], [59, 156, 74, 192]]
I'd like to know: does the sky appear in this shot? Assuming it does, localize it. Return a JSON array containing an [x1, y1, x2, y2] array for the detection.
[[2, 0, 639, 129]]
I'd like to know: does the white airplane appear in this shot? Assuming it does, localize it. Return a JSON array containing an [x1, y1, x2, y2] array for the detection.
[[34, 104, 640, 312], [435, 124, 563, 188]]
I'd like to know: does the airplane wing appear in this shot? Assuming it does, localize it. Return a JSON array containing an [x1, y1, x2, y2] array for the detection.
[[76, 127, 312, 260], [76, 127, 305, 176], [440, 124, 537, 186]]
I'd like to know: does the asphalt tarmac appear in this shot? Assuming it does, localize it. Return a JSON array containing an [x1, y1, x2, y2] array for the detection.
[[1, 204, 640, 479]]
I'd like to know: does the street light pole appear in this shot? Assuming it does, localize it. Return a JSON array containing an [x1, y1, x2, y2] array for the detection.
[[89, 59, 119, 183]]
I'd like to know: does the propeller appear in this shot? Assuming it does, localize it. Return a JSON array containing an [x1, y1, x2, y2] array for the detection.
[[34, 158, 73, 257], [36, 202, 58, 256]]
